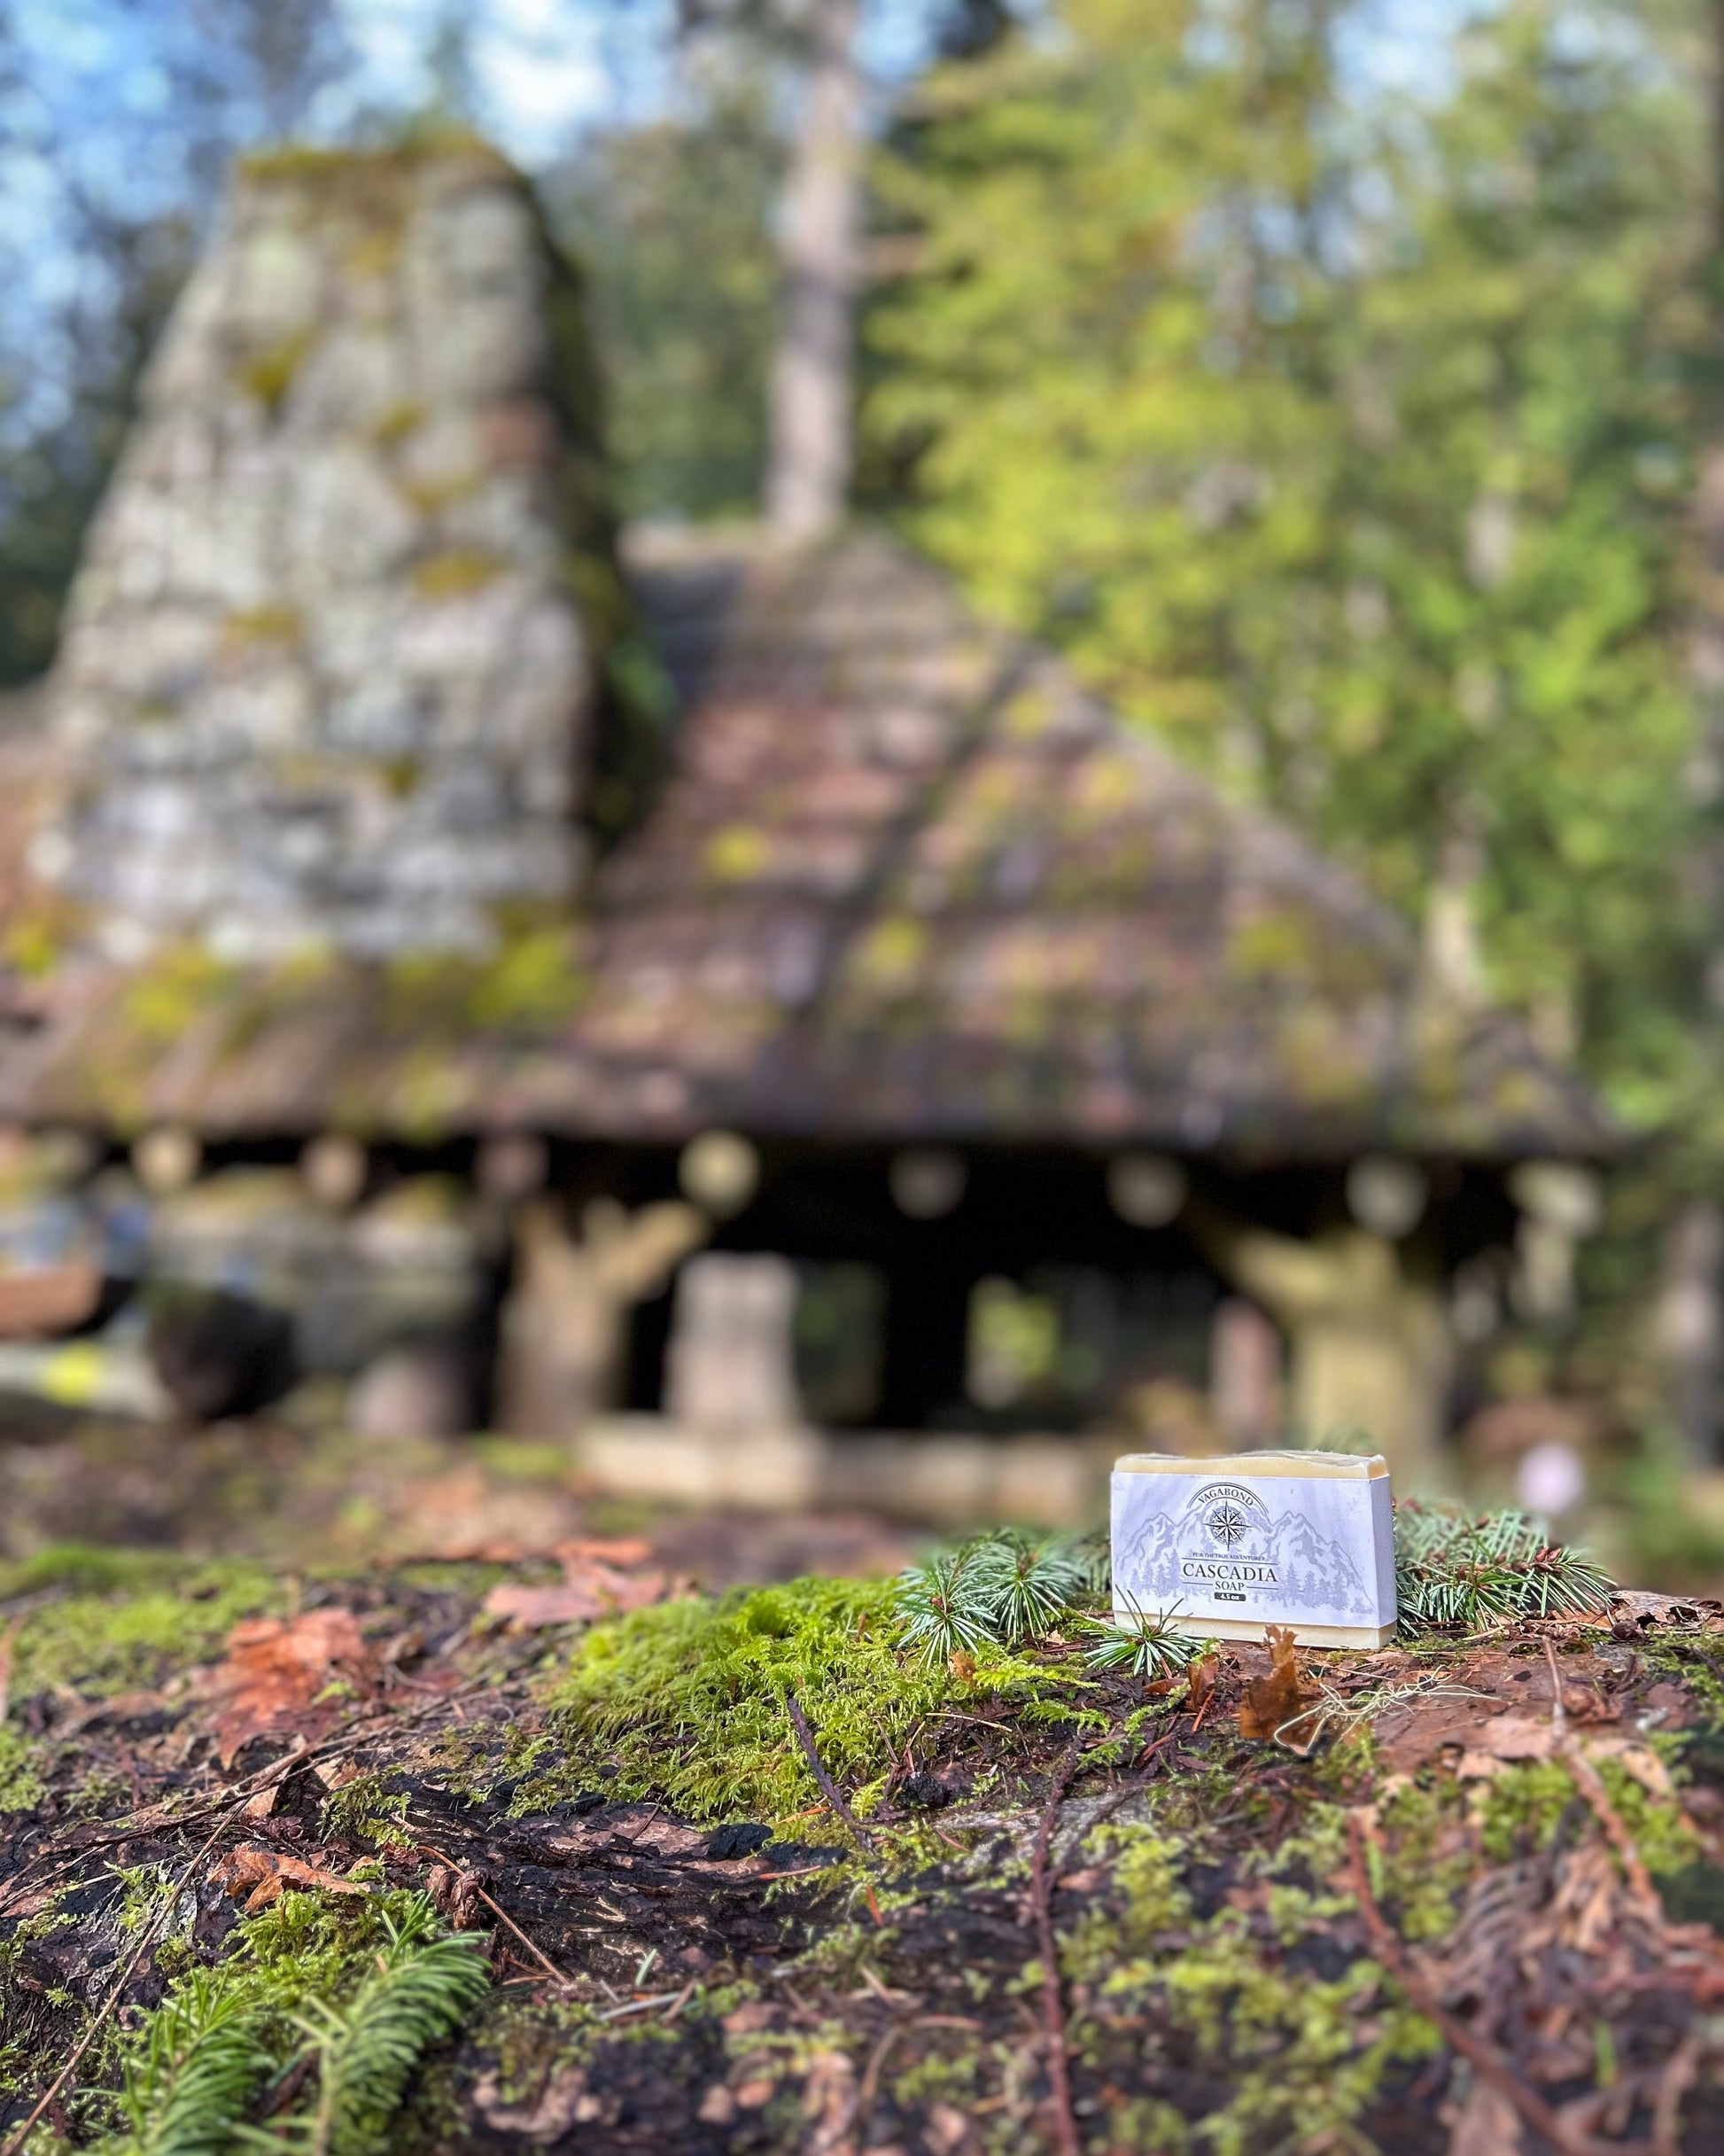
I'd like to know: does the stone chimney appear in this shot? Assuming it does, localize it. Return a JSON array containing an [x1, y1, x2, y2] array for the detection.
[[37, 142, 639, 963]]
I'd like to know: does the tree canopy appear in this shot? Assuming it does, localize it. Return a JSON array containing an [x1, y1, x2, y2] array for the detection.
[[865, 0, 1719, 1134]]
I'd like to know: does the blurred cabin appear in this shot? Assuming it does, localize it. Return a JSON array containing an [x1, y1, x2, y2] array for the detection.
[[0, 144, 1611, 1516]]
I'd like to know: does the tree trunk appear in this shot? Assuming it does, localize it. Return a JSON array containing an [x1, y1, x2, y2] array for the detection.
[[1659, 1200, 1723, 1465], [764, 0, 864, 541]]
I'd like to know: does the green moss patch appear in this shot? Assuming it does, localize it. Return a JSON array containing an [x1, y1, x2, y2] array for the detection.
[[534, 1574, 1078, 1825], [1, 1546, 278, 1701]]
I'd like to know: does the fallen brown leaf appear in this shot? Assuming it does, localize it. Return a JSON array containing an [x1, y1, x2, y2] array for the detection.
[[1239, 1626, 1321, 1747], [554, 1537, 656, 1568], [208, 1608, 377, 1767], [220, 1843, 368, 1912], [483, 1562, 665, 1631], [1185, 1653, 1219, 1718]]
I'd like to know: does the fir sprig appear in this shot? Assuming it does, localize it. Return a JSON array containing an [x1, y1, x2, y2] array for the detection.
[[963, 1529, 1091, 1644], [115, 1972, 269, 2156], [1394, 1502, 1614, 1636], [1076, 1600, 1206, 1681], [266, 1901, 491, 2155], [892, 1548, 1000, 1667], [894, 1527, 1105, 1662]]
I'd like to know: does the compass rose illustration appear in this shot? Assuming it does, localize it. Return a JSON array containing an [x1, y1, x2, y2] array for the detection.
[[1205, 1501, 1248, 1548]]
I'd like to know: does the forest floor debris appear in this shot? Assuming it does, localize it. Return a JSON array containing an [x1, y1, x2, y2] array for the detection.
[[0, 1526, 1720, 2152]]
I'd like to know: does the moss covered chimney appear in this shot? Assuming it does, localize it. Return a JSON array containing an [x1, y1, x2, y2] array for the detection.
[[39, 140, 651, 963]]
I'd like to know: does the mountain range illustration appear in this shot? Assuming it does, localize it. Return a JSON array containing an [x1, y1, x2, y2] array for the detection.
[[1115, 1498, 1372, 1617]]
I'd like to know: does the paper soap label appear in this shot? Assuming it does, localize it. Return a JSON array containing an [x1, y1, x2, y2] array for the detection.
[[1112, 1467, 1395, 1633]]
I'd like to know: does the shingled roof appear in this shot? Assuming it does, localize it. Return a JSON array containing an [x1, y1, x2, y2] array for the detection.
[[0, 528, 1607, 1156]]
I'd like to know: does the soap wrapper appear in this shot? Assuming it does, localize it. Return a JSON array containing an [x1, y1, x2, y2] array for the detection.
[[1111, 1450, 1396, 1649]]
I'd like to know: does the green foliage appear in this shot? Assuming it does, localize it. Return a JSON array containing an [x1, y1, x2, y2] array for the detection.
[[541, 1575, 1061, 1825], [891, 1549, 999, 1666], [894, 1526, 1106, 1665], [866, 0, 1712, 1134], [1077, 1604, 1206, 1682], [95, 1890, 487, 2156], [553, 71, 780, 518], [0, 1553, 277, 1701], [280, 1902, 491, 2155], [113, 1971, 269, 2156], [1394, 1501, 1614, 1634], [0, 1725, 46, 1814]]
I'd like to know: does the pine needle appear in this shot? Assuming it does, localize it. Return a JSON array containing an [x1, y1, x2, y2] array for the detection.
[[115, 1972, 269, 2156], [1394, 1503, 1614, 1636]]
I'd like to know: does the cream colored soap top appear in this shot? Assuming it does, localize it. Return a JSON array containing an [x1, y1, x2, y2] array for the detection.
[[1113, 1449, 1389, 1481]]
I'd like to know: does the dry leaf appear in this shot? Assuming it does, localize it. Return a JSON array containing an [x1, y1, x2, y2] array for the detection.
[[554, 1537, 656, 1568], [1186, 1652, 1219, 1717], [220, 1843, 368, 1912], [209, 1607, 376, 1767], [1447, 2076, 1524, 2156], [482, 1561, 665, 1631], [1239, 1626, 1320, 1747]]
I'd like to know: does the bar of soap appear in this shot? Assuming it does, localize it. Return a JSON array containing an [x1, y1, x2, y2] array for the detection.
[[1112, 1450, 1396, 1649]]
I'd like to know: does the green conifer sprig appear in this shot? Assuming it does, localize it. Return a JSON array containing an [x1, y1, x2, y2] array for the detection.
[[262, 1902, 491, 2155], [894, 1527, 1105, 1662], [115, 1972, 269, 2156], [1394, 1502, 1615, 1636], [964, 1529, 1091, 1644], [1076, 1599, 1205, 1680], [892, 1548, 1001, 1666]]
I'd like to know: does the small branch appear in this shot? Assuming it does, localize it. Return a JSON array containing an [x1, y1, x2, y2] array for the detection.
[[785, 1692, 874, 1852], [1544, 1636, 1568, 1735], [1029, 1740, 1083, 2156], [1343, 1813, 1643, 2156], [1558, 1740, 1660, 1911], [0, 1824, 224, 2156], [415, 1841, 572, 1988]]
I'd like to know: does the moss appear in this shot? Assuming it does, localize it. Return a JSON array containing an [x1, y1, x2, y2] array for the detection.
[[321, 1770, 413, 1852], [3, 1551, 278, 1700], [120, 943, 236, 1048], [221, 604, 302, 650], [1058, 1801, 1441, 2156], [409, 548, 509, 602], [534, 1576, 1070, 1827], [1477, 1755, 1701, 1877], [237, 329, 315, 417], [372, 399, 428, 448], [0, 1726, 46, 1814]]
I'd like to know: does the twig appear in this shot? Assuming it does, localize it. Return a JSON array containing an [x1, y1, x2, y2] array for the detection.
[[1029, 1740, 1083, 2156], [0, 1825, 223, 2156], [1558, 1740, 1660, 1911], [1545, 1636, 1567, 1735], [414, 1841, 572, 1988], [785, 1692, 874, 1852], [850, 2021, 907, 2137], [1343, 1813, 1642, 2156], [593, 1988, 691, 2022], [1651, 2029, 1703, 2156]]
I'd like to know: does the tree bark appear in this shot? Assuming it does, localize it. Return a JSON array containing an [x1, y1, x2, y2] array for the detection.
[[764, 0, 864, 540]]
